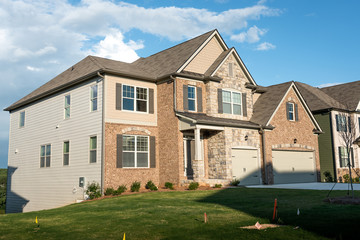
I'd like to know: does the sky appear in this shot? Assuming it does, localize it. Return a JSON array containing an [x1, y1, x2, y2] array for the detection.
[[0, 0, 359, 168]]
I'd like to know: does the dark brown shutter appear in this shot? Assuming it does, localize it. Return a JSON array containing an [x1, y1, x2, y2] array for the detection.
[[335, 115, 339, 131], [348, 116, 351, 132], [286, 102, 290, 120], [197, 87, 202, 112], [295, 104, 299, 121], [183, 85, 188, 111], [116, 83, 122, 110], [149, 88, 154, 114], [242, 93, 247, 117], [218, 88, 223, 113], [150, 136, 156, 168], [117, 134, 123, 168]]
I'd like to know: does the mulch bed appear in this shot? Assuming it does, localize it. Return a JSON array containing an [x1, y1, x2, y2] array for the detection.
[[324, 196, 360, 205]]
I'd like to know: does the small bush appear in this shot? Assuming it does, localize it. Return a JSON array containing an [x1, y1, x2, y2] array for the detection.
[[354, 177, 360, 183], [86, 182, 101, 200], [230, 178, 240, 186], [343, 174, 350, 183], [188, 182, 199, 190], [165, 182, 174, 190], [145, 180, 158, 191], [104, 187, 115, 196], [214, 184, 222, 188], [323, 171, 334, 182], [116, 185, 127, 195], [131, 181, 141, 192]]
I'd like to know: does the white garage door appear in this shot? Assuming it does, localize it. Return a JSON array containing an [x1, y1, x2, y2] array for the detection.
[[232, 148, 261, 185], [272, 150, 316, 184]]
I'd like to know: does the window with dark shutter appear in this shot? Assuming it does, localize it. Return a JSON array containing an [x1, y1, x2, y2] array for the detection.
[[242, 93, 247, 117], [295, 104, 299, 121], [183, 85, 188, 111], [217, 88, 223, 113], [149, 88, 154, 114], [197, 87, 202, 112], [116, 83, 122, 110], [150, 136, 156, 168]]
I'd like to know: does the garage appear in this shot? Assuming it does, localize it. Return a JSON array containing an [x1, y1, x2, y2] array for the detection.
[[232, 148, 261, 185], [272, 150, 316, 184]]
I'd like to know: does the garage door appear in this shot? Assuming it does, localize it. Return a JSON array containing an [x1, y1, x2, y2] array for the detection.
[[232, 149, 260, 185], [272, 150, 316, 184]]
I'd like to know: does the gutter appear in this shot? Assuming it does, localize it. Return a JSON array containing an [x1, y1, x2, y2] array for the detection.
[[97, 71, 106, 195], [259, 126, 268, 184], [157, 72, 222, 83]]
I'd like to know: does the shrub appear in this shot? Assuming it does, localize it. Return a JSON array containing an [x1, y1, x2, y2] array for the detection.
[[116, 185, 127, 195], [343, 174, 350, 183], [86, 182, 101, 200], [324, 171, 334, 182], [188, 182, 199, 190], [104, 187, 115, 196], [145, 180, 158, 191], [354, 177, 360, 183], [165, 182, 174, 190], [131, 181, 141, 192], [230, 178, 240, 186], [214, 184, 222, 188]]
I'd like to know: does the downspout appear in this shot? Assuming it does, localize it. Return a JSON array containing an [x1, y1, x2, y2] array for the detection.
[[97, 71, 105, 195], [259, 126, 268, 184], [170, 75, 177, 112]]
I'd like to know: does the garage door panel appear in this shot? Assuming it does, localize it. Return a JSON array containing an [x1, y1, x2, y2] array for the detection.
[[273, 150, 316, 184], [232, 149, 260, 185]]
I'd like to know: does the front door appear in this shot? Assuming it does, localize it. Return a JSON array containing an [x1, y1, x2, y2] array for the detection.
[[183, 137, 204, 179]]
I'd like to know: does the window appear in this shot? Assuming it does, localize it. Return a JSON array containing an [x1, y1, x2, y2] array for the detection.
[[64, 95, 70, 119], [40, 144, 51, 168], [339, 147, 354, 168], [336, 114, 347, 132], [122, 85, 148, 112], [222, 90, 242, 115], [288, 102, 295, 121], [90, 85, 98, 111], [19, 111, 25, 127], [188, 86, 196, 111], [90, 136, 97, 163], [123, 135, 149, 168], [63, 141, 69, 166]]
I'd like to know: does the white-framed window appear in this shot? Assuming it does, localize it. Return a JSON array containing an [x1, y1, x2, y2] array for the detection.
[[188, 86, 196, 111], [336, 114, 347, 132], [122, 85, 148, 112], [339, 146, 354, 168], [19, 111, 25, 127], [123, 135, 149, 168], [288, 102, 295, 121], [63, 141, 69, 166], [222, 90, 242, 115], [64, 95, 70, 119], [89, 136, 97, 163], [90, 85, 98, 111], [40, 144, 51, 168]]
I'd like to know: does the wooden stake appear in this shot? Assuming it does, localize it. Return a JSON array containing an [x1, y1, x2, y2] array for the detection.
[[272, 198, 277, 221]]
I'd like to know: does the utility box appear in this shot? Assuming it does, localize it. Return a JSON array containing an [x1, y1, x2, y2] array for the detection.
[[79, 177, 85, 188]]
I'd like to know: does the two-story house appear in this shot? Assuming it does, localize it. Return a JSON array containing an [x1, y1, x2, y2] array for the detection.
[[5, 30, 322, 213], [296, 81, 360, 182]]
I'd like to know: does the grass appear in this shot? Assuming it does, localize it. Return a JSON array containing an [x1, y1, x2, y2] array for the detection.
[[0, 169, 6, 214], [0, 188, 359, 239]]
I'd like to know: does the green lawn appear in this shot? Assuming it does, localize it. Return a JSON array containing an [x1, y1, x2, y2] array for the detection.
[[0, 188, 359, 239]]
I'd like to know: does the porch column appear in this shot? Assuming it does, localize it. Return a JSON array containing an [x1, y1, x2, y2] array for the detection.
[[193, 127, 205, 180], [194, 127, 202, 161]]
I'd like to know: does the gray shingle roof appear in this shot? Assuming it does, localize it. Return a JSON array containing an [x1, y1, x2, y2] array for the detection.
[[251, 82, 292, 126], [204, 48, 231, 76], [294, 82, 346, 112], [5, 30, 217, 111], [320, 81, 360, 111]]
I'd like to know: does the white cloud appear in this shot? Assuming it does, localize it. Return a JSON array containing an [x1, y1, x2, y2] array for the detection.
[[89, 29, 143, 62], [317, 82, 343, 88], [256, 42, 276, 51], [231, 25, 267, 43], [26, 66, 43, 72]]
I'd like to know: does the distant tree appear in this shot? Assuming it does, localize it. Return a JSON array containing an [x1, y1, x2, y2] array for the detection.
[[338, 112, 359, 198]]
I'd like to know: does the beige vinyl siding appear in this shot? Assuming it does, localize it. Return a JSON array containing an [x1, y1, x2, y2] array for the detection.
[[105, 75, 157, 126], [6, 78, 103, 213], [184, 36, 224, 74]]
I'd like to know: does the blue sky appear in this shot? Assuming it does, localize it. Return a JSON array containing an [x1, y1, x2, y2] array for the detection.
[[0, 0, 359, 168]]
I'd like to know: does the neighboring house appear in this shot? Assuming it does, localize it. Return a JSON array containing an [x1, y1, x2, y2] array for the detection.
[[5, 30, 322, 213], [296, 81, 360, 182]]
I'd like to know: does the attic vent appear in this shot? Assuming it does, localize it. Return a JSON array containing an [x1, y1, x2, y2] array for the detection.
[[228, 63, 233, 77]]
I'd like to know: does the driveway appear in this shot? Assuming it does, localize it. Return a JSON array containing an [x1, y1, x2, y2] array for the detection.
[[246, 182, 360, 190]]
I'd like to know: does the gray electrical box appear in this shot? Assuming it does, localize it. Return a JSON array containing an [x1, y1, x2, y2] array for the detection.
[[79, 177, 85, 188]]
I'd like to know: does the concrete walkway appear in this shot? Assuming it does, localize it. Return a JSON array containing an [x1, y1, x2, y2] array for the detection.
[[246, 182, 360, 191]]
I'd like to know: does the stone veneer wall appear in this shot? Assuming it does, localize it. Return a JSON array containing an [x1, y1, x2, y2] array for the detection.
[[206, 54, 254, 121], [104, 123, 159, 189], [207, 127, 261, 180], [264, 88, 321, 184]]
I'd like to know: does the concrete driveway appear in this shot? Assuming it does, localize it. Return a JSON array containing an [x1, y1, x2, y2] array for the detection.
[[247, 182, 360, 190]]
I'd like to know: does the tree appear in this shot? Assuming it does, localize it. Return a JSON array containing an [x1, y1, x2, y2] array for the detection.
[[337, 112, 359, 198]]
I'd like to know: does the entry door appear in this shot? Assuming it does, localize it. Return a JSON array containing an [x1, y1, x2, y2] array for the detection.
[[232, 148, 260, 185], [183, 137, 204, 178]]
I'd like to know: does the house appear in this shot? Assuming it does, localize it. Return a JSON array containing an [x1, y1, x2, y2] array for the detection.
[[5, 30, 322, 213], [296, 81, 360, 182]]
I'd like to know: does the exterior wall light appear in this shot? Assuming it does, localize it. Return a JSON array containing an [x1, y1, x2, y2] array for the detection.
[[294, 138, 297, 144]]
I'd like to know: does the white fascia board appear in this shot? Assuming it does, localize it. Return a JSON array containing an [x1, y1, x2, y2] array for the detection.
[[356, 101, 360, 111], [177, 30, 228, 73], [196, 124, 225, 131]]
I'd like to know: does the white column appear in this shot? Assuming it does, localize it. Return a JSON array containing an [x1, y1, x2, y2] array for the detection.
[[194, 127, 202, 160]]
